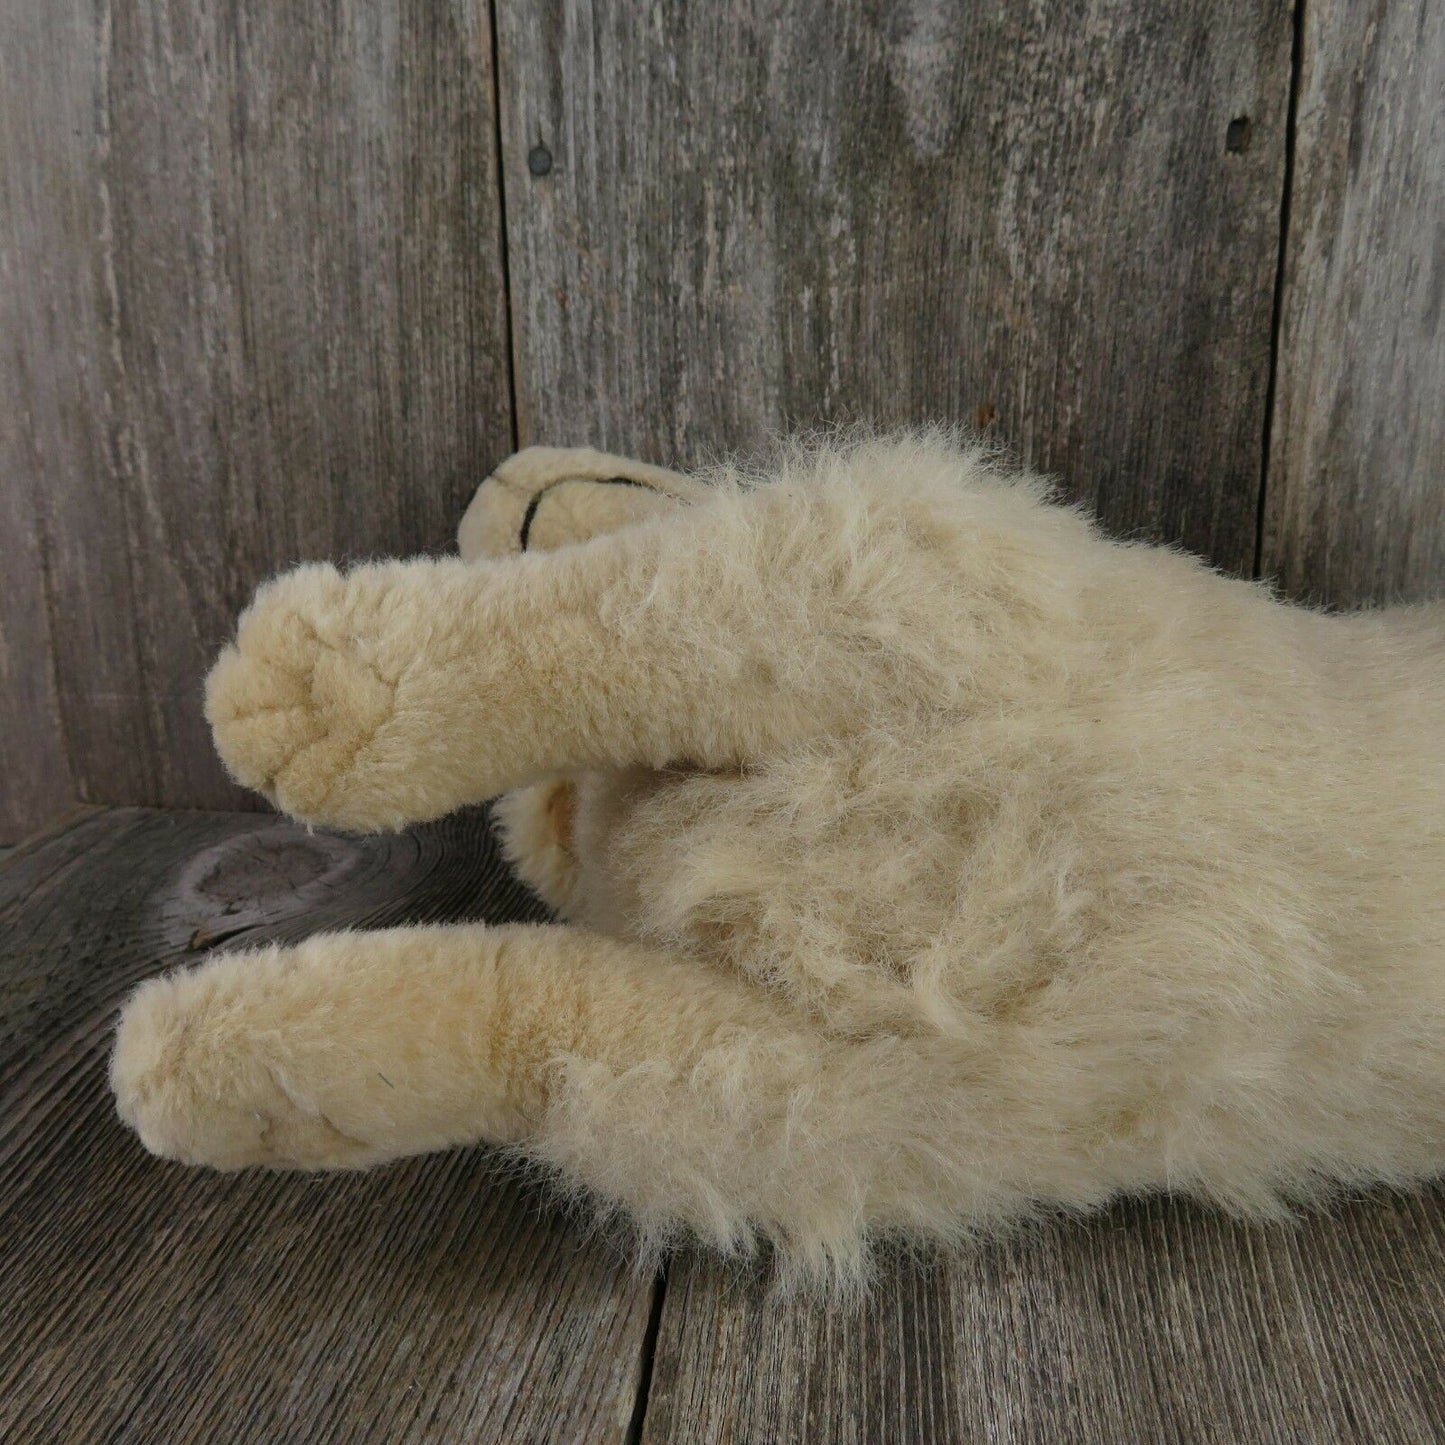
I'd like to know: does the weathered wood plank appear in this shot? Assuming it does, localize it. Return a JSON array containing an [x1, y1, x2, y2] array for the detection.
[[495, 0, 1292, 572], [0, 808, 655, 1444], [0, 490, 72, 843], [1262, 0, 1445, 605], [0, 4, 84, 845], [0, 1, 515, 837], [0, 805, 99, 890], [643, 1193, 1445, 1444]]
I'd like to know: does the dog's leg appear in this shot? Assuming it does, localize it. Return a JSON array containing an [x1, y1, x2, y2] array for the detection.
[[111, 921, 984, 1271], [110, 923, 812, 1177], [458, 447, 701, 907], [205, 472, 922, 832]]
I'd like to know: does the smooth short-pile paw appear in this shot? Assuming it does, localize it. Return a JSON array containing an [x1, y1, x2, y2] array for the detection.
[[110, 965, 379, 1170], [205, 564, 405, 831]]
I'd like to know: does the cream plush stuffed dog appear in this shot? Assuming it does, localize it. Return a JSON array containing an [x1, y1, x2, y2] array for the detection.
[[111, 435, 1445, 1279]]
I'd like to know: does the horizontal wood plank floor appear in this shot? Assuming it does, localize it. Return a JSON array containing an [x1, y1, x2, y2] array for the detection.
[[2, 809, 1443, 1443]]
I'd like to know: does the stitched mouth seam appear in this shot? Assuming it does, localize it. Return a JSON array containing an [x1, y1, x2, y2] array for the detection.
[[518, 476, 663, 552]]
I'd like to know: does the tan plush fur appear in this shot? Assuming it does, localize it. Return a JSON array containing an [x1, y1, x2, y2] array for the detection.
[[111, 434, 1445, 1281]]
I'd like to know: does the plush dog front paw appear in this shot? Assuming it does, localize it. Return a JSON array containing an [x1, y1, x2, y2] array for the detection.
[[205, 564, 412, 830], [111, 958, 382, 1170]]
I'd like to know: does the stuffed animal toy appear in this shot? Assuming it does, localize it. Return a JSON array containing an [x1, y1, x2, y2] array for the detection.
[[111, 434, 1445, 1280]]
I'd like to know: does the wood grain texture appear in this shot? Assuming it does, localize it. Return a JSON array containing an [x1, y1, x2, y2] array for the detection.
[[1262, 0, 1445, 605], [0, 0, 515, 840], [643, 1193, 1445, 1445], [0, 808, 656, 1444], [0, 3, 86, 844], [495, 0, 1292, 572]]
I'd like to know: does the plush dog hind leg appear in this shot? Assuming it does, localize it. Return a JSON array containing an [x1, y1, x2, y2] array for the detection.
[[205, 473, 899, 832], [110, 923, 787, 1169], [109, 923, 846, 1250], [111, 920, 1010, 1273]]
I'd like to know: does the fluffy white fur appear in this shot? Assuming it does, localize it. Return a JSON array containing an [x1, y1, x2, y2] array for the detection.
[[111, 434, 1445, 1282]]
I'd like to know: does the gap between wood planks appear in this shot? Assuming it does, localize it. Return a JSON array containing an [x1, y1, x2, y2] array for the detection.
[[1254, 0, 1308, 582], [624, 1264, 670, 1445], [487, 0, 521, 456]]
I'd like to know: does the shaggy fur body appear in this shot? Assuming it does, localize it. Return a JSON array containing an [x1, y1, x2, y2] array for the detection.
[[111, 435, 1445, 1278]]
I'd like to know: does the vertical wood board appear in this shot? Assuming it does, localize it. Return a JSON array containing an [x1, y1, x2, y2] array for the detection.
[[0, 0, 516, 834], [496, 0, 1294, 571], [1263, 0, 1445, 605]]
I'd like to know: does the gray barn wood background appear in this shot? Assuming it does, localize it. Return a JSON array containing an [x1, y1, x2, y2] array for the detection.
[[2, 0, 1442, 843]]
